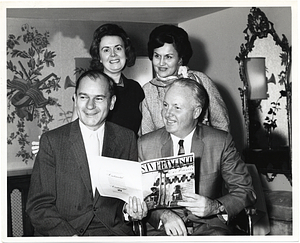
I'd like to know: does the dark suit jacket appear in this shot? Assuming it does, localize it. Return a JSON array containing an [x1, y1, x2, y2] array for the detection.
[[26, 119, 138, 236], [138, 124, 256, 230]]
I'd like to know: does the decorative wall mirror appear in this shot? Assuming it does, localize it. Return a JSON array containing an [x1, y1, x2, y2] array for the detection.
[[236, 7, 292, 183]]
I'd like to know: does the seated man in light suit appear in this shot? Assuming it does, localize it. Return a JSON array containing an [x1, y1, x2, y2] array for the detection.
[[138, 78, 256, 236], [26, 70, 147, 236]]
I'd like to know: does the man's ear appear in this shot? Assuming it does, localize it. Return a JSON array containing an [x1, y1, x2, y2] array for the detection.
[[73, 94, 77, 106], [193, 106, 202, 120], [110, 95, 117, 110]]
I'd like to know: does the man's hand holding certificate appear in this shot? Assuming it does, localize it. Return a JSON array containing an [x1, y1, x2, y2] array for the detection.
[[123, 196, 148, 221]]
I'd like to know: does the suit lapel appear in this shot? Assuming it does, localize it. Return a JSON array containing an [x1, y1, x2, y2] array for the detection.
[[191, 125, 204, 193], [69, 120, 93, 198], [102, 122, 116, 157], [161, 129, 173, 157], [95, 123, 116, 204], [191, 125, 204, 159]]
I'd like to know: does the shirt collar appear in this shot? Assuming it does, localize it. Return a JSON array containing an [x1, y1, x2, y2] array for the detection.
[[79, 120, 105, 137], [170, 127, 196, 142], [170, 127, 196, 156]]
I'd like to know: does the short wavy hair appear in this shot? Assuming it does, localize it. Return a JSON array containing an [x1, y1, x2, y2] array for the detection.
[[89, 23, 136, 71], [147, 24, 193, 66]]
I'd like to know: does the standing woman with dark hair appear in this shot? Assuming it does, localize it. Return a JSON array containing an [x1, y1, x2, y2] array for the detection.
[[72, 24, 144, 135], [85, 23, 145, 136], [141, 24, 229, 135]]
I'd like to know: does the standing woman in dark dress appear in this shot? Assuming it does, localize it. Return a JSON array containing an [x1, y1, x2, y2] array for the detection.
[[88, 24, 145, 136]]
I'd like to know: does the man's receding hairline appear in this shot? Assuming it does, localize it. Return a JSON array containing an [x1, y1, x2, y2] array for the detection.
[[76, 74, 111, 96], [85, 73, 108, 81], [168, 81, 200, 108], [78, 74, 109, 87]]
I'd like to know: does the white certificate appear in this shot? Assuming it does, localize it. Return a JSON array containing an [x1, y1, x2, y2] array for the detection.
[[89, 156, 143, 203]]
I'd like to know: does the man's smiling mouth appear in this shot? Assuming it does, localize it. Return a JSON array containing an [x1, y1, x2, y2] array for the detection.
[[85, 112, 97, 116], [165, 119, 176, 125]]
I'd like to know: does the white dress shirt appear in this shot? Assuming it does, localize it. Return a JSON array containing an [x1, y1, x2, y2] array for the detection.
[[79, 120, 105, 196], [170, 127, 196, 156]]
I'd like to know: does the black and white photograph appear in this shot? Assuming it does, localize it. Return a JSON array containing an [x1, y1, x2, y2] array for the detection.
[[1, 1, 298, 243]]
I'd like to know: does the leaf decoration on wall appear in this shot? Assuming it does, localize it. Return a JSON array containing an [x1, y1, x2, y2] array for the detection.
[[7, 24, 70, 163]]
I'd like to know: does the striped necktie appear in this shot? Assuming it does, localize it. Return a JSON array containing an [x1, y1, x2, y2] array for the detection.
[[178, 139, 185, 155]]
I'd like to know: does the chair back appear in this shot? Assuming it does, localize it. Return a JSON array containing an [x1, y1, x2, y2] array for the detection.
[[246, 164, 270, 235]]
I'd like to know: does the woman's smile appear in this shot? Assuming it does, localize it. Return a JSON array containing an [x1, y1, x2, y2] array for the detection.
[[158, 67, 168, 71], [109, 59, 120, 64], [99, 36, 126, 74], [152, 43, 181, 78]]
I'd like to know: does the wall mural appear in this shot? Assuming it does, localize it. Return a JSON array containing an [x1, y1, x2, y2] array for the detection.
[[7, 24, 72, 163]]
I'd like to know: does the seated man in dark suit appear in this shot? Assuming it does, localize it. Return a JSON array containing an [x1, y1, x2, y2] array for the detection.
[[26, 70, 147, 236], [138, 78, 256, 236]]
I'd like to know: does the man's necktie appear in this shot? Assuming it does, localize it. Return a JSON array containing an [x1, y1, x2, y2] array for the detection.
[[89, 132, 100, 197], [178, 139, 185, 155], [90, 132, 100, 156]]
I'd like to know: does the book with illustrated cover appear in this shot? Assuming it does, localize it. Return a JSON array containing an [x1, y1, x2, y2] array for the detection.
[[90, 153, 195, 210], [141, 153, 195, 210]]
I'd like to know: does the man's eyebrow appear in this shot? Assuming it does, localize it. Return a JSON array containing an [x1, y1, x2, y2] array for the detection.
[[95, 94, 107, 98], [78, 92, 106, 98]]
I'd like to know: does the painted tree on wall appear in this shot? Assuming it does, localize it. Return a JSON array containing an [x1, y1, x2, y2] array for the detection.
[[7, 24, 71, 163]]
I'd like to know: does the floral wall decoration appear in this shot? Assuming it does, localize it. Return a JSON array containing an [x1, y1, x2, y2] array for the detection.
[[7, 24, 72, 163]]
